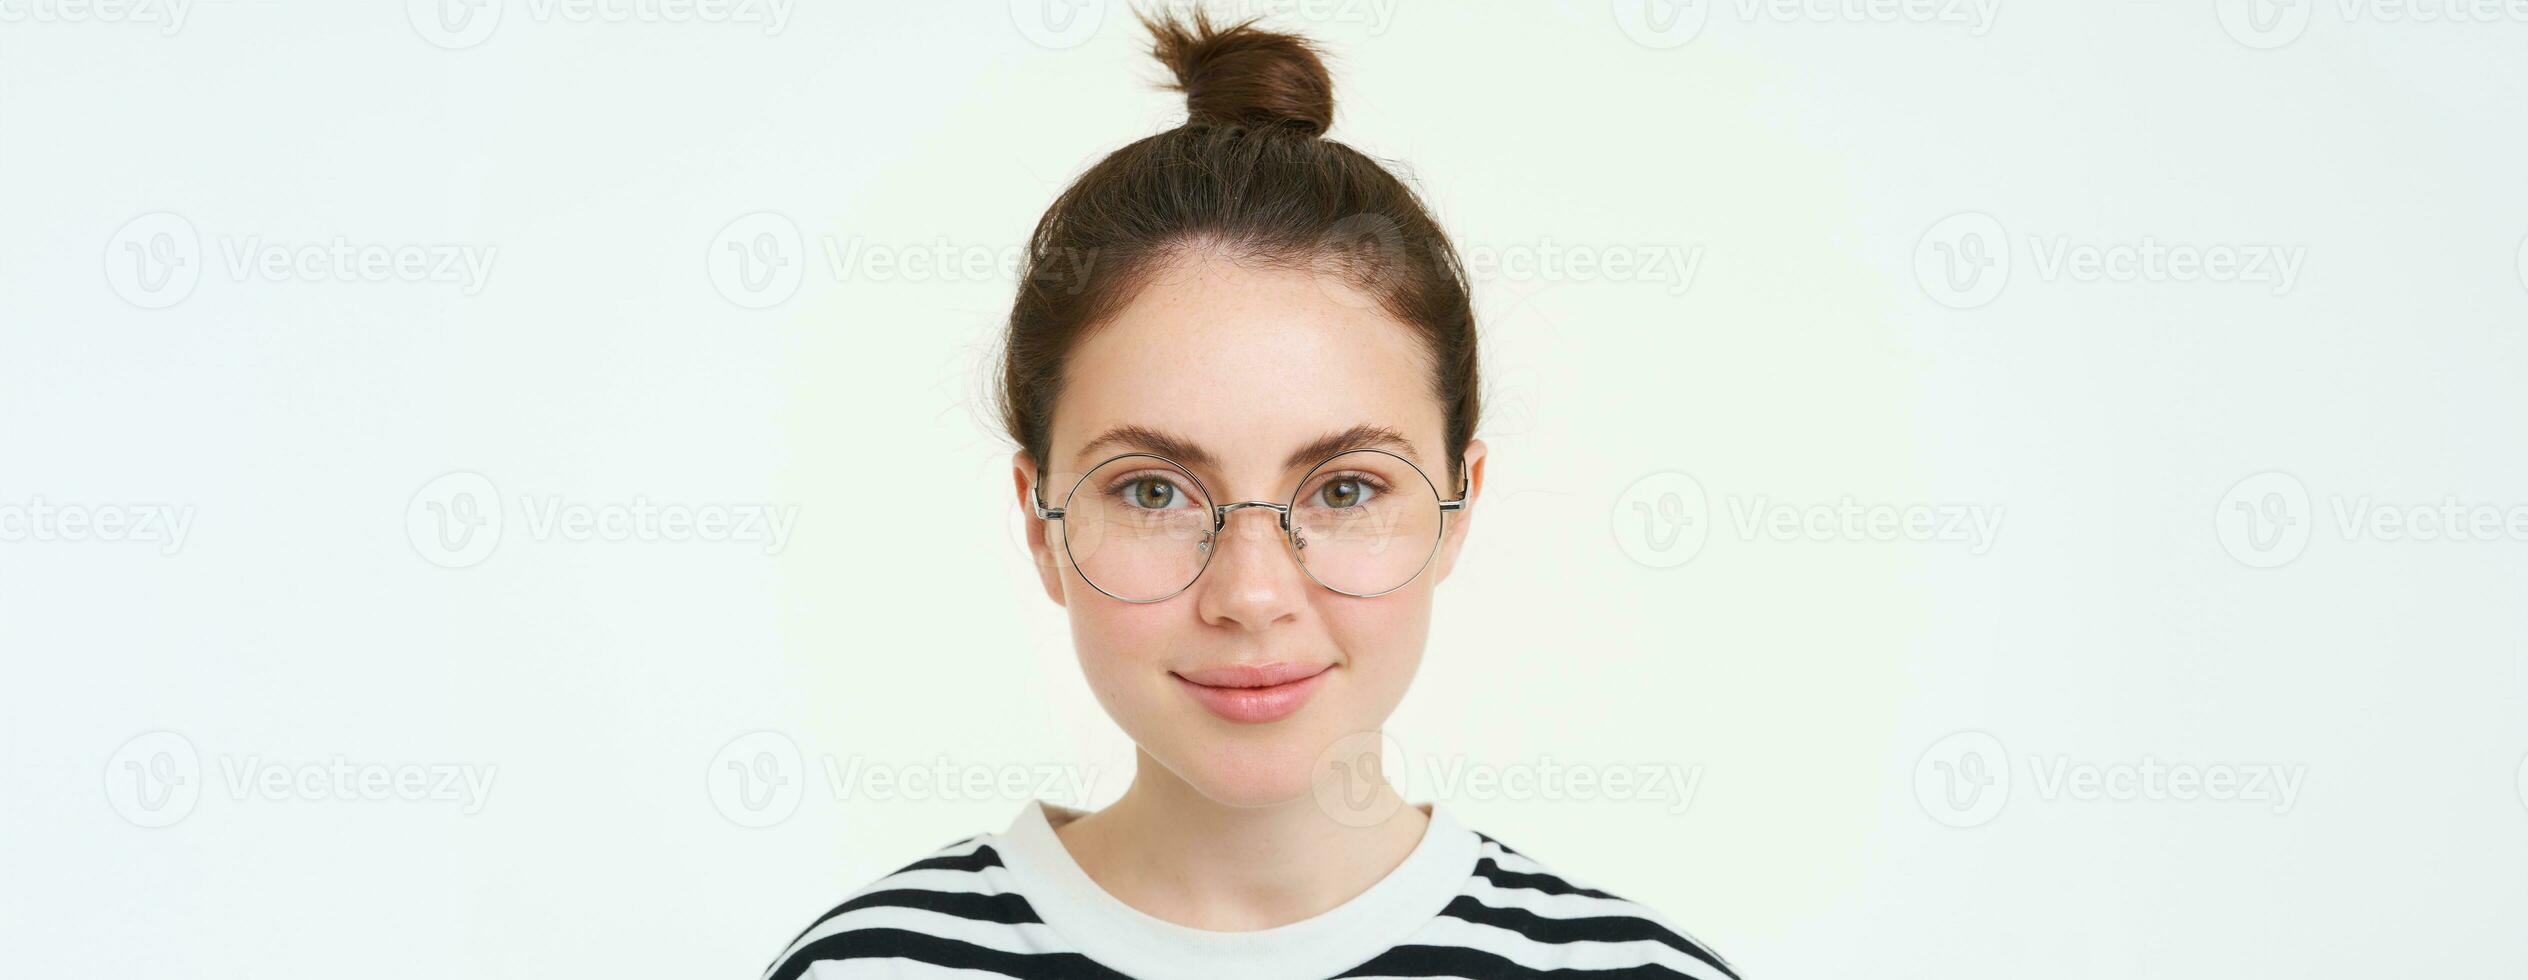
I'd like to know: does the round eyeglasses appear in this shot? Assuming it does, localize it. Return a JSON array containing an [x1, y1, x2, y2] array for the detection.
[[1031, 448, 1469, 603]]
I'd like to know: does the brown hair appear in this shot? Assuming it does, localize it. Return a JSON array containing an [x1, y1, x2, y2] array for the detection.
[[995, 6, 1480, 494]]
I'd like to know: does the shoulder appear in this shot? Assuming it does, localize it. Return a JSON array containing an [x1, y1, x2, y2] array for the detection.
[[1375, 828, 1742, 980], [758, 833, 1099, 980]]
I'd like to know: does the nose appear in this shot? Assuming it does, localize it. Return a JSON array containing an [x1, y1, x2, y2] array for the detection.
[[1196, 501, 1305, 627]]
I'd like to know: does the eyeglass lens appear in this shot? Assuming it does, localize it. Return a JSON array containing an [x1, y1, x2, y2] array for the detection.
[[1056, 450, 1445, 599]]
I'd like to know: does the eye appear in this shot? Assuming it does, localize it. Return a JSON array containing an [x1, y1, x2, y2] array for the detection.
[[1310, 473, 1386, 510], [1106, 473, 1195, 511]]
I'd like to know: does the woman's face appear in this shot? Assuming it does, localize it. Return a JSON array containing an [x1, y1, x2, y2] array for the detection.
[[1017, 249, 1484, 809]]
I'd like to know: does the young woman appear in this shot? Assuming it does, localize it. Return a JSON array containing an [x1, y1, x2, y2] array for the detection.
[[763, 11, 1736, 979]]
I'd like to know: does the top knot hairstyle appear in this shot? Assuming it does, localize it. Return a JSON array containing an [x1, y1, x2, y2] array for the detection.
[[997, 6, 1481, 495], [1149, 8, 1334, 136]]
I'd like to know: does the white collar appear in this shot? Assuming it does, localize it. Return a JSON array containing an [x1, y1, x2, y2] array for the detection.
[[988, 798, 1478, 980]]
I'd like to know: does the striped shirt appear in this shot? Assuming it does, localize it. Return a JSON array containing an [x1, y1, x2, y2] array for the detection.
[[762, 800, 1737, 980]]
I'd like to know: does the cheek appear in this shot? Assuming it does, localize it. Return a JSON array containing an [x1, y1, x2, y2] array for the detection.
[[1066, 600, 1174, 707], [1320, 591, 1433, 710]]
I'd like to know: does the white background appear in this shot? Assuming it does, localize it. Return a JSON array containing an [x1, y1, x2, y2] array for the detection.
[[4, 1, 2525, 977]]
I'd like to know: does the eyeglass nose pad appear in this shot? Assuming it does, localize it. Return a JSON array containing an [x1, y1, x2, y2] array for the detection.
[[1196, 513, 1309, 565]]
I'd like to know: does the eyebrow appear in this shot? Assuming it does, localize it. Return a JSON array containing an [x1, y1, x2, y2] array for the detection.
[[1073, 423, 1426, 474]]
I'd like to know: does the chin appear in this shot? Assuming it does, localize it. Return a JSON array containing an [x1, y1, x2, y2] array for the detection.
[[1112, 694, 1366, 808], [1158, 728, 1331, 808]]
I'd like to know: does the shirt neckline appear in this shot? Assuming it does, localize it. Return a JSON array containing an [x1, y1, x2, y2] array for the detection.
[[989, 797, 1479, 980]]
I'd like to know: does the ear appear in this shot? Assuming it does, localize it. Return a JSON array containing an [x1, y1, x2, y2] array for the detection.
[[1427, 438, 1485, 585], [1014, 451, 1068, 608]]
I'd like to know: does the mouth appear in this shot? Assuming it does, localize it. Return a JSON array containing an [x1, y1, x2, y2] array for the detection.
[[1170, 661, 1334, 724]]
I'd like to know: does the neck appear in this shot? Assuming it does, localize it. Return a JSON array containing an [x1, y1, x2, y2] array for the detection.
[[1051, 746, 1432, 931]]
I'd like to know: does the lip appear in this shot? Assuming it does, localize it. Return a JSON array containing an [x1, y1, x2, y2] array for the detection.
[[1171, 661, 1333, 724]]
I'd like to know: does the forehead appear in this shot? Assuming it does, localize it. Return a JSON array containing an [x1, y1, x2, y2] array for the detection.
[[1053, 251, 1443, 475]]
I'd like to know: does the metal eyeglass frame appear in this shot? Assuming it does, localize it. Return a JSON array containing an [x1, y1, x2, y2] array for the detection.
[[1031, 447, 1470, 603]]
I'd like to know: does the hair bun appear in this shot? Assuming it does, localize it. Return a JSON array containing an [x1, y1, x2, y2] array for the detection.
[[1144, 8, 1334, 137]]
